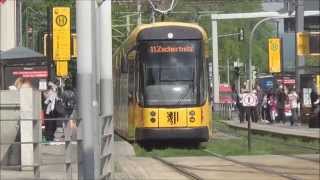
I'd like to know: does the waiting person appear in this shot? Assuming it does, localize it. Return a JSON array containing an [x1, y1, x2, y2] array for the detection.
[[42, 82, 59, 141], [10, 77, 33, 89], [268, 93, 277, 123], [276, 85, 286, 123], [311, 86, 319, 110], [310, 86, 320, 128], [261, 94, 268, 122], [61, 80, 77, 139], [288, 88, 299, 126], [253, 89, 258, 123], [284, 98, 292, 125]]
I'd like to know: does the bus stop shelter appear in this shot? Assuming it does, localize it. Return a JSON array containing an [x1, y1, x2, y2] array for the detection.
[[0, 47, 53, 90]]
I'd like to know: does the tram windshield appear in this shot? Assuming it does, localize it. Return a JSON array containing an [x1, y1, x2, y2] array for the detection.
[[139, 40, 204, 106]]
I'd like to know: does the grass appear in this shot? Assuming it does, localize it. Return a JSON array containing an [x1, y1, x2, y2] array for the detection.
[[134, 118, 319, 157]]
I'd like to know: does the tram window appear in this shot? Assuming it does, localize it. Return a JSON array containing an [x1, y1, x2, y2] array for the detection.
[[138, 40, 205, 106]]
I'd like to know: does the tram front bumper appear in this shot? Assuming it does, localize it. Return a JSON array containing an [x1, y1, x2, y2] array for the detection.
[[135, 127, 209, 141]]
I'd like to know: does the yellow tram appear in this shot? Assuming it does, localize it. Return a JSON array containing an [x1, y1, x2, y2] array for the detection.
[[113, 22, 212, 142]]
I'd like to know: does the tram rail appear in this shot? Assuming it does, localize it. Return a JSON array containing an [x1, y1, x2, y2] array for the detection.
[[152, 156, 204, 180], [202, 150, 305, 180]]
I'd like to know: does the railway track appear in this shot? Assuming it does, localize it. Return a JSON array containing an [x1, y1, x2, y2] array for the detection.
[[214, 121, 320, 152], [152, 156, 204, 180], [279, 153, 320, 163], [152, 149, 315, 180], [202, 149, 306, 180]]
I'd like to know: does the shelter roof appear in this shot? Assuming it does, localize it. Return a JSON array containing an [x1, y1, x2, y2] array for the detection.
[[0, 47, 44, 60]]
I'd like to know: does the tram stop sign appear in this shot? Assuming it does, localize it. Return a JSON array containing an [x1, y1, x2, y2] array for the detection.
[[242, 93, 258, 107]]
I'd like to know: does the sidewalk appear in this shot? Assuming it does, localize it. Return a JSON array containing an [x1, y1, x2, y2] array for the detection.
[[223, 119, 320, 140]]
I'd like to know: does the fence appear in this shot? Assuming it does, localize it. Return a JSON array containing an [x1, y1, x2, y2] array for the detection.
[[213, 103, 235, 120], [0, 89, 112, 180]]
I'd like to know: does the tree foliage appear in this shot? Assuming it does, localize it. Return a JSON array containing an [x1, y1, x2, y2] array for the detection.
[[112, 0, 276, 82]]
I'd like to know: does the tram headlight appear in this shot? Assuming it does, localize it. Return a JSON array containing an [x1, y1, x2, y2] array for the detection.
[[150, 111, 156, 116], [189, 111, 195, 116], [150, 118, 156, 123], [189, 116, 196, 123]]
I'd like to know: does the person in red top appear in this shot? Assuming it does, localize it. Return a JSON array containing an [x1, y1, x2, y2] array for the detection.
[[268, 94, 277, 123], [0, 0, 7, 5]]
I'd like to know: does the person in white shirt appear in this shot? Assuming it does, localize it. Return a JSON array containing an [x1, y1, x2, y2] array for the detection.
[[288, 88, 299, 126]]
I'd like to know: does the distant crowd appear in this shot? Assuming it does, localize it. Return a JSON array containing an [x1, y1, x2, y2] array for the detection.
[[235, 83, 319, 127], [9, 77, 77, 142]]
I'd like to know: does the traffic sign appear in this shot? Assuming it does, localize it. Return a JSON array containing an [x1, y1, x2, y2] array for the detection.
[[242, 93, 258, 107], [53, 7, 71, 61], [296, 32, 310, 56], [56, 61, 68, 77], [296, 32, 320, 56], [268, 38, 281, 73]]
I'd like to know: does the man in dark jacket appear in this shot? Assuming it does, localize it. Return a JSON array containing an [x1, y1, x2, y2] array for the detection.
[[276, 85, 287, 123]]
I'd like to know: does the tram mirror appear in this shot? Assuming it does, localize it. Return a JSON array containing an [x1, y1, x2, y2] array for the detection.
[[122, 46, 137, 73]]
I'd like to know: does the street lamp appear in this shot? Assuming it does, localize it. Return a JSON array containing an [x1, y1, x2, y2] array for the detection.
[[248, 16, 281, 92]]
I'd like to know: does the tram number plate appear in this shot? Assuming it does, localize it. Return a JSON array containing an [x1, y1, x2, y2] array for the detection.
[[167, 112, 179, 125]]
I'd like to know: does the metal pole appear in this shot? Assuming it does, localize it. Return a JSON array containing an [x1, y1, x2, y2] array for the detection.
[[151, 10, 156, 23], [237, 58, 240, 95], [249, 17, 275, 92], [211, 19, 220, 103], [137, 0, 142, 25], [25, 8, 29, 47], [227, 58, 230, 85], [91, 3, 100, 179], [295, 0, 304, 94], [248, 16, 277, 153], [76, 0, 97, 179], [276, 20, 279, 37], [99, 1, 113, 178], [126, 15, 131, 35], [247, 112, 251, 153], [17, 0, 23, 47]]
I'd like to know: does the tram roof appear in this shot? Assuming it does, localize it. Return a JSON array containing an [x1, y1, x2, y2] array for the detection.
[[127, 22, 208, 45], [113, 22, 208, 57]]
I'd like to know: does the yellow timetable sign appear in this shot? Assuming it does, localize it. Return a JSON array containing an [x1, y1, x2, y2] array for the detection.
[[56, 61, 68, 77], [296, 32, 310, 56], [53, 7, 71, 61], [268, 38, 281, 73]]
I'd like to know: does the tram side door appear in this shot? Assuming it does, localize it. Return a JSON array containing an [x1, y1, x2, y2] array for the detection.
[[127, 52, 136, 139]]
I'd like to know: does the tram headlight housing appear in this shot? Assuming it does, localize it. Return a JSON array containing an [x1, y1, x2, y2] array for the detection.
[[189, 116, 196, 123], [150, 111, 156, 116], [150, 111, 157, 123], [189, 110, 196, 122], [189, 111, 195, 116], [150, 118, 156, 123]]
